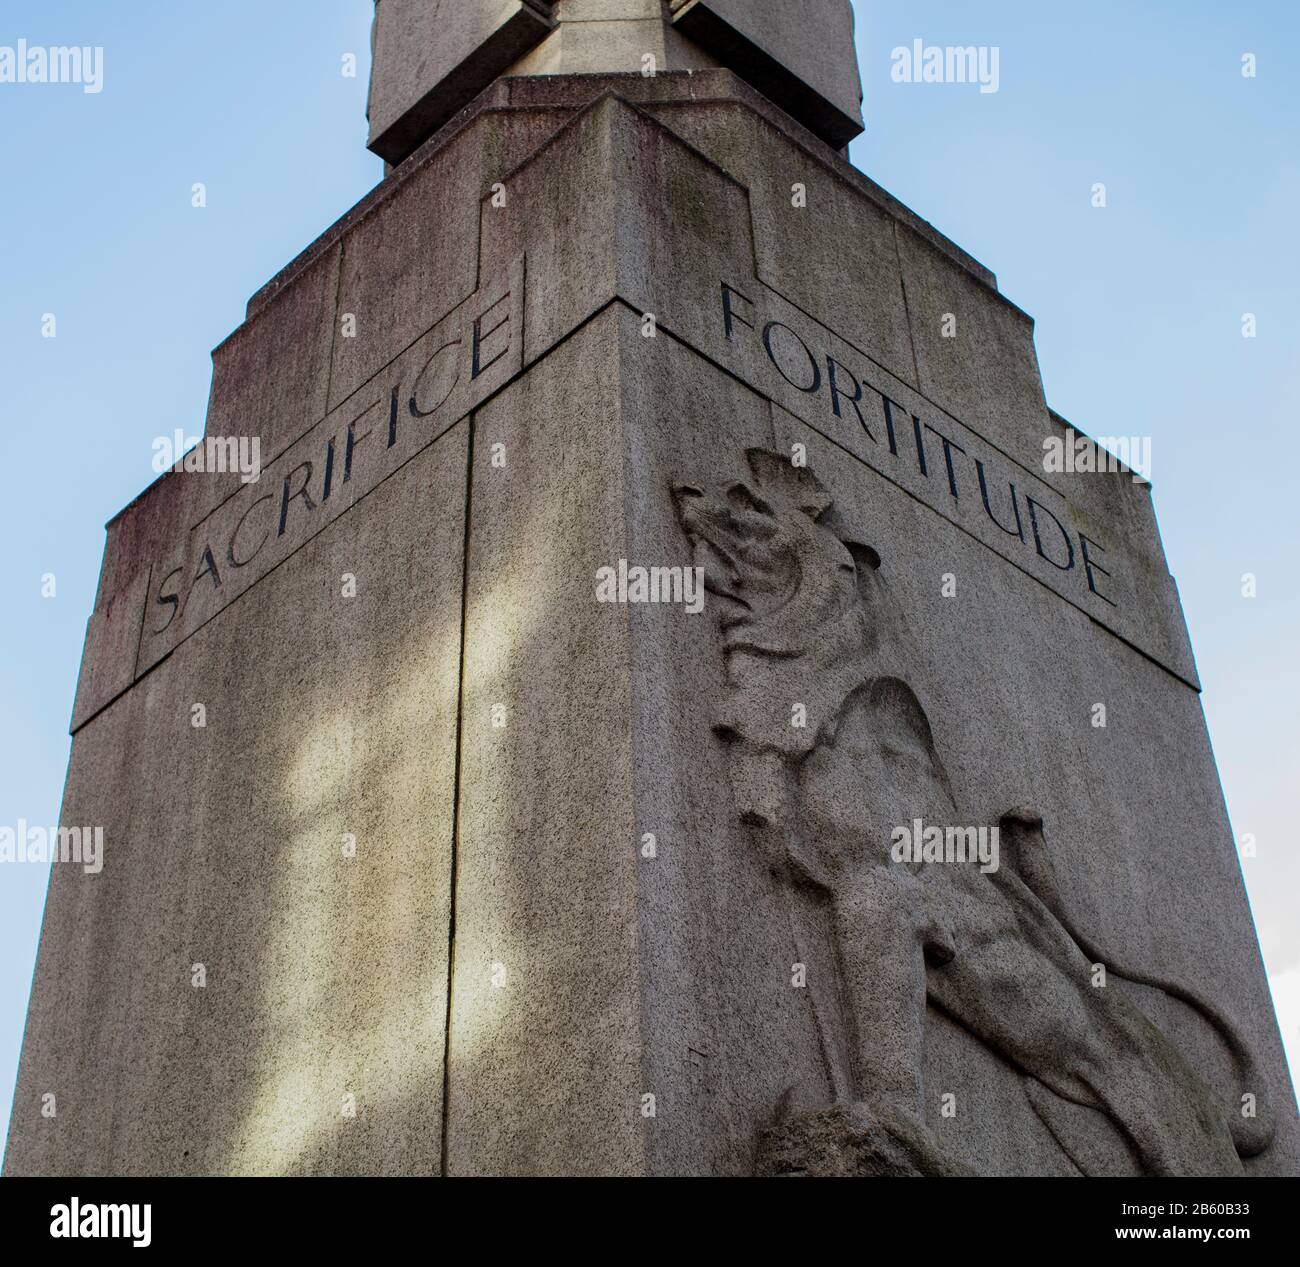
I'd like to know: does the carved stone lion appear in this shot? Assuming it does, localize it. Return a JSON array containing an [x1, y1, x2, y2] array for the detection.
[[675, 449, 1274, 1176]]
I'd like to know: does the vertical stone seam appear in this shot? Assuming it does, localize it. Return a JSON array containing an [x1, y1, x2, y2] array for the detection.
[[892, 219, 924, 391], [439, 413, 477, 1176], [325, 238, 347, 413], [615, 311, 655, 1177]]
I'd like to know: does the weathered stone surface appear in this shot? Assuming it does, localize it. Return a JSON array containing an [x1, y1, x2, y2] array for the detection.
[[368, 0, 862, 166], [509, 4, 719, 78], [446, 310, 647, 1175], [368, 0, 556, 164], [644, 102, 915, 378], [894, 221, 1052, 477], [205, 243, 339, 466], [756, 1103, 978, 1177], [144, 258, 521, 687], [69, 566, 150, 732], [669, 0, 865, 147], [479, 93, 757, 365], [7, 434, 467, 1175], [744, 289, 1199, 685]]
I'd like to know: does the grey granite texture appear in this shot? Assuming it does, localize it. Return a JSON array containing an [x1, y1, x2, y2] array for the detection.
[[368, 0, 556, 163], [669, 0, 864, 146], [368, 0, 863, 163]]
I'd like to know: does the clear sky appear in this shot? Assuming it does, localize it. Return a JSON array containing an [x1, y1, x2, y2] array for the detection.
[[0, 0, 1295, 1148]]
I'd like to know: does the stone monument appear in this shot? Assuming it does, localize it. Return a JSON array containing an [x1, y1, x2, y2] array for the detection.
[[6, 0, 1297, 1176]]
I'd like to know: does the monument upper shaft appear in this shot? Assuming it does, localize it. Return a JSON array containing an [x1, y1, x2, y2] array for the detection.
[[368, 0, 865, 165]]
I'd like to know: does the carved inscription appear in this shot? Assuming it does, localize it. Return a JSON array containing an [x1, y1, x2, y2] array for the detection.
[[137, 257, 525, 676], [718, 281, 1117, 606]]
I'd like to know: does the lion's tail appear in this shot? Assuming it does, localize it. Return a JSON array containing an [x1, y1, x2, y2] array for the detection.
[[1061, 920, 1276, 1158], [998, 808, 1276, 1159]]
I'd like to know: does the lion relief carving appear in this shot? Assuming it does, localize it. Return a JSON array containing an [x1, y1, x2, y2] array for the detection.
[[673, 448, 1274, 1177]]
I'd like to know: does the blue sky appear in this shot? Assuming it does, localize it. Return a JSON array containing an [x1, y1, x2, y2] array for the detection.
[[0, 0, 1295, 1146]]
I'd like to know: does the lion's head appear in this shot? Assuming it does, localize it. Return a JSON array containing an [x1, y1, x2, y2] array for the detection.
[[673, 449, 879, 653]]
